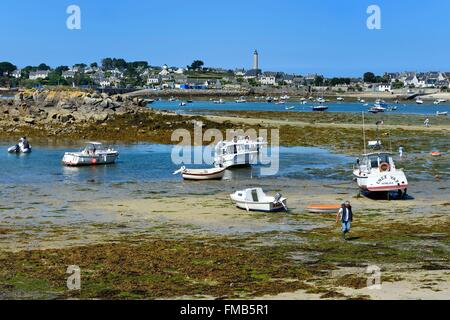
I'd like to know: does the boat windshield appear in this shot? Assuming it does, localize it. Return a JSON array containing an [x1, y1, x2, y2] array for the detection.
[[368, 154, 390, 168]]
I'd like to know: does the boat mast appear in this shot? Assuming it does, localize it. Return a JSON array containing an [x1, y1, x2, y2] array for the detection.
[[362, 112, 367, 154]]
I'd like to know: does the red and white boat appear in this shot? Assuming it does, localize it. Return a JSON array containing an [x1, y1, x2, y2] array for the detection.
[[353, 152, 408, 196], [173, 166, 226, 181], [62, 142, 119, 166]]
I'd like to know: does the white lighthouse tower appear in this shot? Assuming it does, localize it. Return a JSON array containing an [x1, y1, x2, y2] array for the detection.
[[253, 49, 259, 70]]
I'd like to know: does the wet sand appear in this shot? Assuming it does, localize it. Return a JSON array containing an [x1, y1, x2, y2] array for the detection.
[[1, 177, 448, 299]]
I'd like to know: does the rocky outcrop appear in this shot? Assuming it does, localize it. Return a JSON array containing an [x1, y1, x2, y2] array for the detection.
[[0, 89, 146, 128]]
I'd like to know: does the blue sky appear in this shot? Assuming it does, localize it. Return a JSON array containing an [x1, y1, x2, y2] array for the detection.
[[1, 0, 449, 77]]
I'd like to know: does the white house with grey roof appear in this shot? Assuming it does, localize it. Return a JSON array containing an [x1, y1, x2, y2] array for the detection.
[[62, 70, 76, 79], [29, 70, 49, 80]]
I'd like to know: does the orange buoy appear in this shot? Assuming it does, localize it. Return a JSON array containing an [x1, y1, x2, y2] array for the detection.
[[431, 152, 442, 157], [306, 204, 341, 213]]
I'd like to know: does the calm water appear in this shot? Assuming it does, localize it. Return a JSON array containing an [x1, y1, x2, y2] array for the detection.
[[149, 100, 450, 115], [0, 142, 353, 185]]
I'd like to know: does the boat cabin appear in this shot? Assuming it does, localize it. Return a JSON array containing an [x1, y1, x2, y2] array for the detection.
[[357, 152, 395, 172], [83, 142, 106, 154], [236, 188, 267, 202]]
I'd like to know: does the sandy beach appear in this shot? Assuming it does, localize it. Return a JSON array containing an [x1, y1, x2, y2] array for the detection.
[[1, 174, 448, 299]]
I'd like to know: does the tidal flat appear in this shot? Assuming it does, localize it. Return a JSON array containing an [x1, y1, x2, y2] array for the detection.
[[0, 177, 449, 300], [0, 109, 449, 300]]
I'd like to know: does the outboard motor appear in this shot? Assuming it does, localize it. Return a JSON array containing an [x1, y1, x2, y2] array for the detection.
[[274, 193, 282, 203]]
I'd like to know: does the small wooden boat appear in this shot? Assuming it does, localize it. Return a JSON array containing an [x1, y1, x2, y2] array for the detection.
[[306, 204, 341, 213], [230, 188, 287, 212], [173, 166, 226, 180]]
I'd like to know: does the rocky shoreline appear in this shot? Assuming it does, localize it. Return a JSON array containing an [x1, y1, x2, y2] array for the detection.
[[0, 89, 236, 143]]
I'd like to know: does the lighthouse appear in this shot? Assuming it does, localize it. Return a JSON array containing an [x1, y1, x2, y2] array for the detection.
[[253, 49, 259, 70]]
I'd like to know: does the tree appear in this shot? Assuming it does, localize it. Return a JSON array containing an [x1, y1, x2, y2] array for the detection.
[[363, 72, 376, 83], [314, 75, 324, 86], [55, 66, 69, 75], [0, 62, 17, 75], [102, 58, 113, 70], [74, 63, 87, 69], [392, 80, 404, 89], [37, 63, 51, 70], [90, 62, 98, 68], [189, 60, 204, 71]]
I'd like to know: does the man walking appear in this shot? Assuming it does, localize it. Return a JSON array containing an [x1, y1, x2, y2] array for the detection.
[[336, 201, 353, 240]]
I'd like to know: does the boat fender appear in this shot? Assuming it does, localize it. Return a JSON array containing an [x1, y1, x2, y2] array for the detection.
[[379, 162, 390, 172]]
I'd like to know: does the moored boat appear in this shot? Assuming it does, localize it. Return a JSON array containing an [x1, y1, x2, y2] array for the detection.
[[436, 111, 448, 116], [214, 136, 266, 169], [312, 105, 328, 111], [62, 142, 119, 166], [353, 152, 408, 196], [230, 188, 287, 212], [173, 166, 226, 180], [8, 137, 32, 154]]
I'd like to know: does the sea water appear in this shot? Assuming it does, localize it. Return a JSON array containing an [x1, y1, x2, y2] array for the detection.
[[149, 100, 450, 115]]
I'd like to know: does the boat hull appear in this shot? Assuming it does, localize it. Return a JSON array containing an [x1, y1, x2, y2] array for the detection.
[[181, 168, 226, 180], [8, 145, 32, 153], [353, 170, 408, 192], [306, 204, 341, 213], [62, 152, 118, 166], [233, 199, 287, 212]]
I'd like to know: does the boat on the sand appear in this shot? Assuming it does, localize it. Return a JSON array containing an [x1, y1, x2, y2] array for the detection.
[[306, 204, 341, 213], [353, 151, 408, 195], [173, 166, 226, 180], [62, 142, 119, 166], [230, 188, 287, 212]]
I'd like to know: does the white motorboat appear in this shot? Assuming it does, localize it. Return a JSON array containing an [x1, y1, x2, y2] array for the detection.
[[370, 105, 387, 112], [416, 98, 424, 104], [214, 136, 266, 169], [280, 95, 290, 100], [8, 139, 32, 154], [436, 111, 448, 116], [230, 188, 287, 212], [353, 113, 408, 197], [316, 97, 326, 103], [179, 102, 187, 106], [235, 97, 247, 103], [285, 106, 295, 110], [275, 100, 286, 105], [337, 97, 344, 102], [353, 152, 408, 196], [173, 166, 226, 180], [213, 99, 225, 104], [62, 142, 119, 166]]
